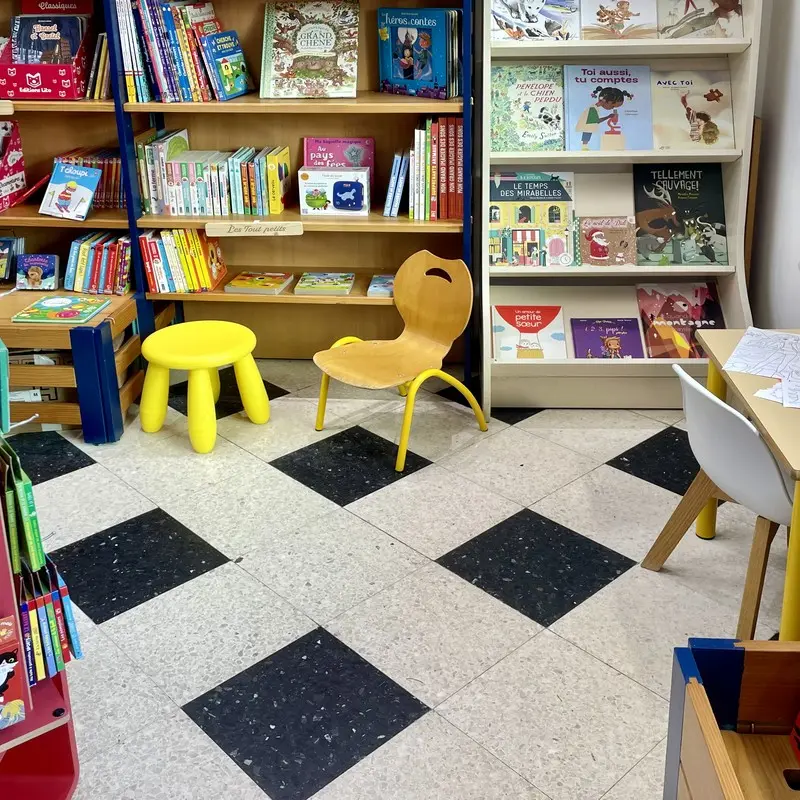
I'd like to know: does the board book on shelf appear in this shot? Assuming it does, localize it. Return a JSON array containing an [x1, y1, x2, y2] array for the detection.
[[63, 232, 133, 295], [367, 274, 394, 297], [298, 167, 370, 217], [580, 0, 658, 39], [294, 272, 355, 295], [10, 14, 87, 64], [303, 138, 375, 187], [570, 317, 645, 359], [224, 271, 293, 295], [578, 216, 637, 267], [199, 29, 253, 100], [492, 305, 567, 361], [38, 162, 101, 222], [11, 295, 111, 324], [16, 254, 59, 290], [490, 0, 579, 42]]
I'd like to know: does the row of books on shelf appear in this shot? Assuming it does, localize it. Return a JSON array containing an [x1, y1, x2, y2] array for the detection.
[[492, 64, 735, 154], [490, 0, 743, 43], [85, 32, 112, 100], [139, 228, 227, 293], [492, 282, 723, 361], [489, 166, 727, 268]]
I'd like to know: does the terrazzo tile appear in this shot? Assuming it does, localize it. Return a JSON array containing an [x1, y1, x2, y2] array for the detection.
[[239, 507, 426, 623], [256, 358, 330, 392], [518, 409, 665, 462], [631, 409, 685, 426], [438, 426, 598, 506], [183, 628, 428, 800], [491, 407, 545, 426], [102, 562, 315, 704], [271, 426, 431, 506], [437, 508, 635, 626], [36, 463, 155, 551], [313, 713, 548, 800], [602, 739, 666, 800], [51, 508, 228, 623], [439, 630, 668, 800], [9, 430, 94, 484], [347, 465, 521, 559], [293, 381, 401, 424], [327, 563, 539, 707]]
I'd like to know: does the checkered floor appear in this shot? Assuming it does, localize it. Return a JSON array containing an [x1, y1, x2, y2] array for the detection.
[[14, 360, 787, 800]]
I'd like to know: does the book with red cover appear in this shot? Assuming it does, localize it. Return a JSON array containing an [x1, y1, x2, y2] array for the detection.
[[0, 615, 25, 730]]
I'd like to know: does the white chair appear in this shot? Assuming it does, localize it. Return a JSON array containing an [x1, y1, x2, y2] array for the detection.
[[642, 365, 793, 640]]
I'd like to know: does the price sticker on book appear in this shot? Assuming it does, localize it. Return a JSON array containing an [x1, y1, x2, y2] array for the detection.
[[205, 220, 303, 237]]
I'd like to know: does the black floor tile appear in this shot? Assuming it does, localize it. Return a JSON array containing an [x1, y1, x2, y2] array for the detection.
[[183, 628, 428, 800], [436, 385, 470, 408], [270, 427, 431, 505], [491, 407, 545, 426], [51, 508, 228, 623], [169, 366, 289, 419], [437, 509, 636, 627], [8, 431, 95, 485], [608, 427, 700, 496]]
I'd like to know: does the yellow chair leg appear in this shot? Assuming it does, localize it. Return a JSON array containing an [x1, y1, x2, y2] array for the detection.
[[209, 368, 220, 403], [398, 382, 410, 397], [140, 363, 170, 433], [780, 482, 800, 640], [315, 336, 363, 432], [234, 355, 270, 424], [187, 369, 217, 454], [696, 361, 727, 540]]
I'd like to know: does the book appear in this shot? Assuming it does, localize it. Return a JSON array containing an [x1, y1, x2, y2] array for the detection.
[[634, 163, 728, 265], [294, 272, 355, 295], [492, 305, 567, 361], [199, 30, 252, 100], [367, 274, 395, 297], [580, 0, 658, 39], [266, 145, 291, 215], [488, 171, 576, 268], [657, 0, 743, 39], [0, 615, 25, 730], [38, 162, 102, 221], [390, 151, 410, 217], [0, 339, 8, 435], [260, 0, 359, 99], [564, 65, 653, 151], [637, 283, 725, 358], [298, 167, 370, 216], [303, 138, 375, 186], [490, 0, 579, 41], [16, 254, 59, 290], [570, 317, 645, 359], [651, 68, 735, 150], [579, 216, 637, 266], [490, 64, 564, 153], [12, 296, 111, 324], [224, 271, 293, 294], [11, 15, 85, 64]]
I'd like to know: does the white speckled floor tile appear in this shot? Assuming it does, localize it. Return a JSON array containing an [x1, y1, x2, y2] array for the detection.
[[347, 464, 521, 559], [36, 463, 155, 551], [631, 409, 685, 426], [256, 358, 324, 392], [518, 409, 665, 463], [239, 507, 426, 623], [438, 426, 599, 506], [312, 713, 547, 800], [159, 461, 336, 560], [602, 739, 666, 800], [293, 381, 403, 424], [101, 562, 315, 705], [328, 562, 539, 707], [439, 630, 668, 800]]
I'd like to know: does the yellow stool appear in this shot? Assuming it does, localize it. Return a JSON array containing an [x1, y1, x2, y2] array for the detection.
[[140, 320, 269, 454]]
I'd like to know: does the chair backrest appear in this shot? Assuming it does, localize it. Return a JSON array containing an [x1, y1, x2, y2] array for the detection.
[[394, 251, 473, 348], [673, 365, 794, 527]]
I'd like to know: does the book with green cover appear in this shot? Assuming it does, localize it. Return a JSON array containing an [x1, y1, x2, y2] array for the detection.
[[0, 460, 20, 574], [294, 272, 355, 296], [12, 296, 111, 325], [0, 437, 44, 571]]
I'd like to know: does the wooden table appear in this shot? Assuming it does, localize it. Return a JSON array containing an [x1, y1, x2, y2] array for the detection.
[[696, 329, 800, 641]]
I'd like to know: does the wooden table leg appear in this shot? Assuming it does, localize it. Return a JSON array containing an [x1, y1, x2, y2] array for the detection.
[[779, 482, 800, 640], [695, 360, 727, 541]]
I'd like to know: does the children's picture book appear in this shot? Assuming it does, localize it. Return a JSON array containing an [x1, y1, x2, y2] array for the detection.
[[488, 171, 575, 268], [490, 64, 564, 152], [260, 0, 359, 98], [657, 0, 744, 39], [490, 0, 579, 41], [651, 68, 734, 150], [38, 163, 101, 222], [298, 167, 370, 216], [570, 317, 645, 359], [303, 138, 375, 185], [294, 272, 356, 295], [579, 216, 637, 266], [0, 237, 24, 282], [581, 0, 658, 38], [224, 271, 293, 295], [199, 30, 253, 100], [16, 254, 58, 290], [634, 163, 728, 265], [492, 305, 567, 360], [11, 15, 86, 64], [565, 65, 653, 151], [0, 615, 25, 730], [367, 274, 395, 297], [637, 283, 725, 358], [12, 295, 110, 324]]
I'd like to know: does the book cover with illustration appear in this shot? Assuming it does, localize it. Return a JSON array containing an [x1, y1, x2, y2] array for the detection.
[[0, 615, 25, 730], [16, 254, 59, 290], [634, 163, 728, 265], [637, 283, 725, 358], [11, 15, 85, 64], [581, 0, 658, 38], [570, 317, 645, 359], [490, 0, 579, 41], [651, 68, 734, 150], [367, 274, 394, 297], [578, 216, 637, 266], [657, 0, 743, 39], [39, 162, 102, 221], [224, 271, 293, 294], [565, 65, 653, 151], [294, 272, 356, 295], [303, 138, 375, 186], [260, 0, 359, 98], [200, 30, 253, 100], [491, 64, 564, 152], [196, 230, 227, 289], [492, 305, 567, 360], [488, 171, 575, 268], [12, 295, 110, 324]]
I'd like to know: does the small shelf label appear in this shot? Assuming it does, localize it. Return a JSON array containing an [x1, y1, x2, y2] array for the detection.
[[205, 220, 303, 237]]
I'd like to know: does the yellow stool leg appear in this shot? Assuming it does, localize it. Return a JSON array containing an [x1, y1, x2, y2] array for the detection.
[[209, 368, 220, 403], [187, 369, 217, 454], [696, 361, 727, 540], [140, 363, 170, 433], [314, 335, 363, 432], [234, 355, 270, 424], [779, 482, 800, 640]]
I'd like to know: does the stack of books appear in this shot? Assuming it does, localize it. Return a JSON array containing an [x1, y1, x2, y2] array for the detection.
[[138, 228, 228, 293], [85, 33, 111, 100], [63, 232, 133, 294]]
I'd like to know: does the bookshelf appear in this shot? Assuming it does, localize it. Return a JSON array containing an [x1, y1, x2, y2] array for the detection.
[[477, 4, 764, 412]]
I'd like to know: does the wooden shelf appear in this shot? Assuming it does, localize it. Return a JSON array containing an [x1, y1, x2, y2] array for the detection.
[[124, 90, 463, 115], [489, 265, 738, 278], [7, 99, 115, 113], [0, 678, 70, 754], [490, 149, 743, 165], [0, 204, 129, 229], [490, 38, 751, 58]]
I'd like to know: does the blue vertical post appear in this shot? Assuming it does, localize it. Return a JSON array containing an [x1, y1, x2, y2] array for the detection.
[[70, 327, 108, 444], [94, 321, 125, 441]]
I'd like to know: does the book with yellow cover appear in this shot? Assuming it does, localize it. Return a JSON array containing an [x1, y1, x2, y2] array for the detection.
[[196, 230, 227, 290], [224, 271, 292, 295], [183, 229, 209, 290], [266, 145, 291, 215]]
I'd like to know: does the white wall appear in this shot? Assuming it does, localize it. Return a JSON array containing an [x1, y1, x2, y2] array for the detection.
[[750, 0, 800, 327]]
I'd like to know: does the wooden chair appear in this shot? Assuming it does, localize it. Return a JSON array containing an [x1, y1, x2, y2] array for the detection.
[[313, 251, 488, 471]]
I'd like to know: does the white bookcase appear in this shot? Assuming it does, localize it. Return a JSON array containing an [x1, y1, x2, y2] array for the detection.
[[479, 3, 764, 412]]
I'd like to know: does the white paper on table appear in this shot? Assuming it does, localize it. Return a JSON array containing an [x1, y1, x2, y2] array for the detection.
[[723, 327, 800, 379], [755, 381, 784, 404], [782, 377, 800, 408]]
